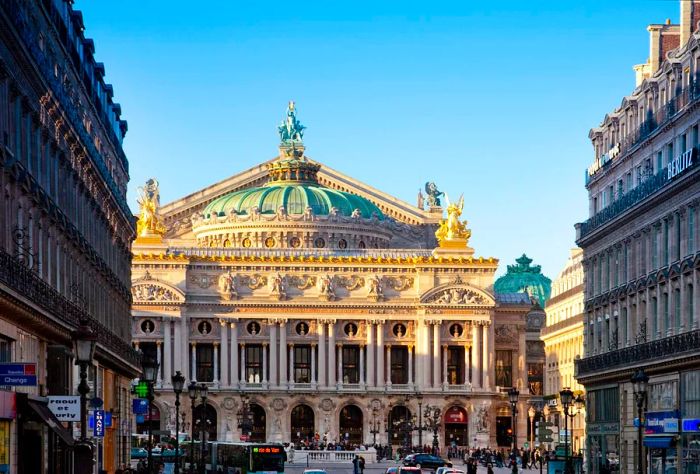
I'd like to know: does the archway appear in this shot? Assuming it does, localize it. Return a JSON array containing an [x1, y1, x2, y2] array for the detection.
[[339, 405, 363, 445], [496, 406, 512, 448], [291, 405, 315, 444], [250, 404, 266, 442], [388, 405, 412, 448], [193, 403, 218, 441], [444, 406, 469, 447]]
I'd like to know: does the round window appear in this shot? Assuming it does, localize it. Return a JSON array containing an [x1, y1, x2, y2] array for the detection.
[[392, 323, 407, 338], [223, 239, 232, 248], [247, 321, 261, 335], [450, 324, 463, 337], [314, 238, 326, 248], [198, 321, 212, 335], [358, 241, 366, 249], [242, 237, 252, 248], [265, 237, 276, 248], [289, 237, 301, 248], [338, 239, 348, 249], [140, 320, 155, 334], [296, 322, 310, 335], [344, 323, 358, 337]]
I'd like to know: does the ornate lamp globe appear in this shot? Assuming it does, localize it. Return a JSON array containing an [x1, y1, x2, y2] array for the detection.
[[631, 368, 649, 395], [72, 319, 97, 365], [560, 387, 574, 408], [574, 394, 585, 412], [188, 381, 200, 401], [508, 387, 520, 404], [528, 406, 536, 420], [172, 371, 185, 394], [141, 352, 159, 384]]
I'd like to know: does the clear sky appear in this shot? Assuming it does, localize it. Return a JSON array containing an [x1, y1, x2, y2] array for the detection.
[[76, 0, 679, 279]]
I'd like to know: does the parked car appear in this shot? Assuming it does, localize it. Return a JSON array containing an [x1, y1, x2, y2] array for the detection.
[[403, 453, 452, 470], [435, 467, 452, 474], [386, 467, 400, 474], [399, 468, 422, 474], [303, 470, 327, 474]]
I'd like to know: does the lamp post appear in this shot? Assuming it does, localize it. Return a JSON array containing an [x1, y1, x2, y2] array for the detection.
[[237, 393, 254, 441], [72, 319, 97, 474], [559, 388, 574, 474], [172, 371, 185, 474], [528, 405, 536, 450], [508, 387, 520, 473], [417, 393, 424, 447], [384, 404, 394, 459], [370, 408, 380, 446], [424, 406, 441, 453], [198, 384, 209, 474], [141, 352, 160, 474], [188, 381, 200, 474], [631, 368, 649, 474]]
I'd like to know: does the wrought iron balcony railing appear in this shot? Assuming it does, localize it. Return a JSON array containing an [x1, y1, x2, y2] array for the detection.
[[575, 329, 700, 378]]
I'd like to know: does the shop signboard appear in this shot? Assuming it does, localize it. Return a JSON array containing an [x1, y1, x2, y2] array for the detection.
[[0, 363, 36, 386], [645, 410, 679, 434], [682, 418, 700, 432], [47, 396, 80, 421], [93, 410, 105, 437]]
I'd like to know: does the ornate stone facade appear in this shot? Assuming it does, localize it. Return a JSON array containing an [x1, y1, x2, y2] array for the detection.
[[132, 105, 543, 451]]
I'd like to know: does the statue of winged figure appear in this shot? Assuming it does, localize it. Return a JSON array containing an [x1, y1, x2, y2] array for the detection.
[[435, 194, 471, 244], [136, 178, 166, 237], [424, 182, 444, 207], [278, 101, 306, 144]]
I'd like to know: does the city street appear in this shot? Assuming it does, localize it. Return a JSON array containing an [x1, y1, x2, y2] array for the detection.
[[284, 461, 547, 474]]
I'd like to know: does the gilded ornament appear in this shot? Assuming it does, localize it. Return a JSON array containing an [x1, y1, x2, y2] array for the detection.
[[435, 194, 471, 246], [136, 178, 166, 238]]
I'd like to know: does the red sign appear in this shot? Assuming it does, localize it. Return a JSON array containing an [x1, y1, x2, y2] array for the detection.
[[444, 406, 467, 424], [240, 434, 250, 442]]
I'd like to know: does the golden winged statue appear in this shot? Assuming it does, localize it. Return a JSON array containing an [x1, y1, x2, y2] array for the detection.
[[136, 178, 166, 237], [435, 194, 471, 245]]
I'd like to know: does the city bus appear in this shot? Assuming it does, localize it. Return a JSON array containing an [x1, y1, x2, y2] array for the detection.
[[181, 441, 286, 473]]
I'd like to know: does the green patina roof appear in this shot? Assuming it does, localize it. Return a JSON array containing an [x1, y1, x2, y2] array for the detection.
[[494, 254, 552, 307], [202, 183, 385, 219]]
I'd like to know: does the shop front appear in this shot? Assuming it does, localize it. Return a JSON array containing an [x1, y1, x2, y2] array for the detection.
[[0, 391, 15, 473], [443, 406, 468, 448], [681, 370, 700, 473], [586, 423, 620, 474], [644, 410, 680, 474]]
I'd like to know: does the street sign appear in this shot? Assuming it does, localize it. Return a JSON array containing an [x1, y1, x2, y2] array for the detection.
[[89, 412, 112, 428], [0, 363, 37, 386], [94, 410, 105, 437], [48, 396, 80, 421], [538, 421, 554, 443], [133, 399, 148, 415]]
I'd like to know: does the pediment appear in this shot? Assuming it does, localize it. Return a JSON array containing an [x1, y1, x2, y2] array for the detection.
[[131, 273, 185, 304], [420, 283, 495, 306]]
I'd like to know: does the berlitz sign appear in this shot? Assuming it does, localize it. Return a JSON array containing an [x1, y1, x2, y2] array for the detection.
[[668, 148, 696, 180], [48, 396, 80, 421]]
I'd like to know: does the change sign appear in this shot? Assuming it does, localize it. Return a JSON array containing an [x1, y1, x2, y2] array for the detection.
[[48, 396, 80, 421], [93, 410, 105, 437], [0, 363, 36, 386]]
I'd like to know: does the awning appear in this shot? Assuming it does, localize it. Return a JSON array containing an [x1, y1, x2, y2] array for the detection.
[[25, 398, 75, 447], [643, 436, 675, 449]]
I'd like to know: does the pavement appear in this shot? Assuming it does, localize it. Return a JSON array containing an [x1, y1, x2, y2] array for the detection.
[[284, 460, 547, 474]]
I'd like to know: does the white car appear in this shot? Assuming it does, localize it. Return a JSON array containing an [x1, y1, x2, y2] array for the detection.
[[435, 467, 452, 474]]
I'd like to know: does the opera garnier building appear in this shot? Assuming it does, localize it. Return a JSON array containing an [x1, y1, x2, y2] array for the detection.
[[131, 103, 548, 452]]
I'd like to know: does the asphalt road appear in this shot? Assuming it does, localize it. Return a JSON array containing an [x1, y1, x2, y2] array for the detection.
[[284, 460, 547, 474]]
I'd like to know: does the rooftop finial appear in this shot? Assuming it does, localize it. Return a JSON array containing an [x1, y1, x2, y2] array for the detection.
[[278, 101, 305, 144]]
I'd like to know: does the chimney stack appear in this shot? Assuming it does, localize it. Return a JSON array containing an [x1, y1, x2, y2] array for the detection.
[[680, 0, 700, 45]]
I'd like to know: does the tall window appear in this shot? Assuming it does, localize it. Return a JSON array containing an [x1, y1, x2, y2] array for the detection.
[[342, 346, 360, 384], [663, 292, 670, 335], [246, 345, 263, 383], [0, 337, 10, 362], [657, 151, 663, 172], [675, 216, 681, 262], [652, 229, 659, 269], [495, 351, 512, 387], [446, 347, 463, 385], [196, 344, 214, 382], [294, 345, 311, 383], [689, 210, 696, 254], [527, 363, 543, 395], [675, 288, 681, 330], [652, 297, 658, 337], [663, 220, 670, 266], [622, 308, 628, 347], [391, 346, 408, 384]]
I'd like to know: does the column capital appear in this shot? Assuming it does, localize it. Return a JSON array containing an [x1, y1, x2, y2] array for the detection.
[[219, 318, 228, 326], [288, 343, 295, 348], [262, 342, 268, 347], [240, 343, 246, 347], [230, 321, 237, 328], [336, 343, 343, 348], [311, 343, 317, 348], [156, 340, 162, 346], [213, 342, 219, 347], [442, 344, 448, 349], [407, 344, 414, 350], [278, 319, 288, 325], [191, 341, 197, 347]]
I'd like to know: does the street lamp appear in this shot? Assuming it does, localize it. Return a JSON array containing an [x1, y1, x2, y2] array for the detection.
[[188, 381, 200, 474], [508, 387, 520, 473], [237, 393, 254, 440], [417, 393, 424, 447], [384, 403, 394, 459], [370, 408, 380, 446], [424, 406, 441, 452], [559, 388, 574, 474], [631, 368, 649, 474], [528, 406, 536, 449], [72, 319, 97, 474], [172, 371, 186, 474], [199, 384, 209, 474], [141, 352, 160, 474]]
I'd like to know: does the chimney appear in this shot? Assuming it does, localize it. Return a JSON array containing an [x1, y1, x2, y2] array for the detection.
[[681, 0, 700, 45], [647, 20, 680, 75]]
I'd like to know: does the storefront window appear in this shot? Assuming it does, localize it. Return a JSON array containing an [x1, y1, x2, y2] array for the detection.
[[682, 371, 700, 473], [0, 421, 9, 473], [589, 434, 620, 474]]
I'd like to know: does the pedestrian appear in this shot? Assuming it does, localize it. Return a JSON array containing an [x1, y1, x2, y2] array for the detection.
[[359, 455, 366, 474], [487, 463, 494, 474], [352, 455, 360, 474]]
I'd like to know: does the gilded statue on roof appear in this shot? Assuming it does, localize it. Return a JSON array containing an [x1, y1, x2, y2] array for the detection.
[[435, 194, 471, 245], [136, 178, 166, 237]]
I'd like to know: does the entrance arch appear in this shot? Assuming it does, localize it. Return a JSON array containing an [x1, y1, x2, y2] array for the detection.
[[388, 405, 412, 449], [339, 405, 363, 445], [193, 403, 218, 441], [250, 404, 266, 442], [444, 406, 469, 447], [291, 405, 315, 443]]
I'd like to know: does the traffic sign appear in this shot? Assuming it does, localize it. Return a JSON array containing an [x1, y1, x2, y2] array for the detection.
[[538, 421, 554, 442], [0, 363, 37, 386]]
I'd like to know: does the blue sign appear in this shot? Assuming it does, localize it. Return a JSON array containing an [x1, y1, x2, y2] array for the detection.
[[645, 411, 680, 434], [94, 410, 105, 437], [136, 414, 145, 424], [133, 399, 148, 415], [683, 418, 700, 432], [0, 363, 37, 386], [89, 412, 112, 428]]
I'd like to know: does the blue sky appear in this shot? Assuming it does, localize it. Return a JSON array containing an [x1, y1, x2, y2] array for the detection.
[[76, 0, 679, 278]]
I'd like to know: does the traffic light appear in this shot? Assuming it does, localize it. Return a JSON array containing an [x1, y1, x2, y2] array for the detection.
[[537, 421, 554, 443]]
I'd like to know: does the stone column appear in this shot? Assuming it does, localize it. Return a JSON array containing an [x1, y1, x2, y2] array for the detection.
[[213, 343, 219, 385], [442, 344, 448, 387], [386, 345, 392, 387], [625, 298, 632, 347], [240, 344, 246, 386], [668, 284, 675, 337], [482, 323, 490, 389], [220, 320, 228, 387], [359, 344, 365, 387], [656, 287, 663, 339], [289, 344, 295, 386], [376, 322, 384, 390], [488, 322, 495, 387], [471, 323, 481, 389], [163, 319, 172, 387], [366, 321, 375, 388], [191, 342, 197, 382], [174, 318, 183, 380], [328, 322, 336, 387], [518, 332, 527, 391], [156, 341, 162, 386], [680, 276, 687, 333], [231, 322, 239, 388], [311, 344, 317, 388], [269, 322, 278, 386], [407, 344, 414, 388], [464, 344, 470, 386], [279, 321, 287, 388], [262, 343, 268, 388], [433, 322, 441, 388], [318, 322, 327, 387], [337, 343, 343, 388]]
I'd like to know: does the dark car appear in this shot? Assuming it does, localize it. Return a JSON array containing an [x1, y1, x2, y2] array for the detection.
[[403, 454, 452, 470]]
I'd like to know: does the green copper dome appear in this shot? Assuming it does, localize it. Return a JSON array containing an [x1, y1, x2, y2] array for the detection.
[[494, 254, 552, 307], [203, 183, 385, 219]]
